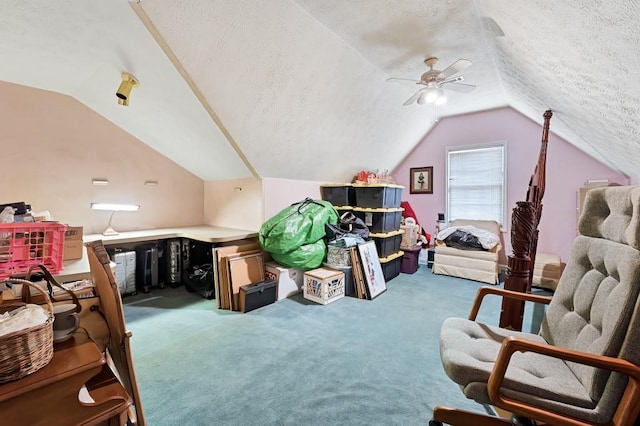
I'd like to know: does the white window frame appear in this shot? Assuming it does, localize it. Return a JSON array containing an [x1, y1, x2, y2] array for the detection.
[[445, 142, 507, 229]]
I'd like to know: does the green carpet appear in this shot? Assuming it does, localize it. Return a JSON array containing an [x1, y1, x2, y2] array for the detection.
[[123, 267, 543, 425]]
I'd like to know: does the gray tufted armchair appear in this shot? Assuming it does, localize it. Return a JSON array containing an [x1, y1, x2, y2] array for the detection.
[[430, 185, 640, 426]]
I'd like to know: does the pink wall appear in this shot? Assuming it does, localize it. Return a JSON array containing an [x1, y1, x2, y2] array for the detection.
[[262, 178, 323, 221], [0, 82, 204, 234], [393, 107, 628, 264], [204, 177, 262, 231]]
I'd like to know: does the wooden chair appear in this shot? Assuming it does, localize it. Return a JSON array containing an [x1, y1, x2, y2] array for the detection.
[[87, 240, 146, 426], [430, 186, 640, 426]]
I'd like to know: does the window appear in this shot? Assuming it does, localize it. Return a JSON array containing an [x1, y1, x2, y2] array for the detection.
[[446, 143, 506, 227]]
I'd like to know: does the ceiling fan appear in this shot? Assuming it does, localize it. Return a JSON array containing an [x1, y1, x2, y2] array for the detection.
[[387, 57, 476, 106]]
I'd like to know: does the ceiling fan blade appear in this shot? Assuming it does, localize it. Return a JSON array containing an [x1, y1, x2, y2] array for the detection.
[[444, 82, 477, 93], [387, 77, 421, 84], [440, 59, 472, 79], [443, 76, 465, 84], [403, 89, 426, 106]]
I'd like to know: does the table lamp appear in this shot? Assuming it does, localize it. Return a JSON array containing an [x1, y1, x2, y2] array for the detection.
[[90, 203, 140, 236]]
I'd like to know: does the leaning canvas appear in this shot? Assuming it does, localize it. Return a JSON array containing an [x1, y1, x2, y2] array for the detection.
[[357, 241, 387, 299]]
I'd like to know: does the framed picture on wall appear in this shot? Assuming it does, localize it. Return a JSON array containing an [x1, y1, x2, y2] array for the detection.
[[357, 241, 387, 299], [410, 166, 433, 194]]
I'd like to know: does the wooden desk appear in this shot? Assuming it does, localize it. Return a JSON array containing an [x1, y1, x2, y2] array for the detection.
[[84, 225, 258, 245], [54, 225, 258, 283], [54, 246, 93, 282], [0, 334, 131, 425]]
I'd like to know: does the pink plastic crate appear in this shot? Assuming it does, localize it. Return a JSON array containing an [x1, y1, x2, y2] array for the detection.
[[0, 222, 67, 278]]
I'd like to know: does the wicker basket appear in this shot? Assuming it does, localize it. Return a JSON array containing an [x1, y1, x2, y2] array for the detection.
[[0, 279, 54, 384]]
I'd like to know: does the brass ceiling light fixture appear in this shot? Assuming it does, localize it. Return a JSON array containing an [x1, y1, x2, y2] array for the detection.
[[116, 72, 139, 106]]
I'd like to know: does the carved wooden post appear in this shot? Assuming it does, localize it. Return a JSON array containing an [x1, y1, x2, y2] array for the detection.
[[499, 110, 553, 330]]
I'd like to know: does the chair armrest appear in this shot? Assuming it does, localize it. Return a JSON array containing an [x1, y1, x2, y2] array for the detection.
[[487, 336, 640, 426], [468, 287, 553, 321]]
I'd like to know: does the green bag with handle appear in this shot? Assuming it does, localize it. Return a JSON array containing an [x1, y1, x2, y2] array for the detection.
[[259, 198, 338, 269]]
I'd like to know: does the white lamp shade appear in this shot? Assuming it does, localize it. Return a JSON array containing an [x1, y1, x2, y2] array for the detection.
[[91, 203, 140, 211]]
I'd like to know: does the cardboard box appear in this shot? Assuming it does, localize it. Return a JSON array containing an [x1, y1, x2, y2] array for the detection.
[[400, 223, 419, 248], [265, 261, 304, 301], [63, 226, 84, 260]]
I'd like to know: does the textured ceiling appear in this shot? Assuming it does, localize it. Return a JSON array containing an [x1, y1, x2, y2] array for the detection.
[[1, 1, 638, 182]]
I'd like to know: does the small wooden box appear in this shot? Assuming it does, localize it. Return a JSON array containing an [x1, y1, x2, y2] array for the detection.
[[303, 268, 345, 305]]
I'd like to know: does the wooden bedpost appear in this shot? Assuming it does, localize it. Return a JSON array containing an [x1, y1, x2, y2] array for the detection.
[[499, 110, 553, 330]]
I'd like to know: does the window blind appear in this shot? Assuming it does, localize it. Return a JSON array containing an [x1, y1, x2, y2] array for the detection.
[[447, 144, 506, 226]]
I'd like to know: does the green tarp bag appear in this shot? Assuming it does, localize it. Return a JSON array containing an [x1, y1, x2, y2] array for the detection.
[[259, 198, 338, 255], [270, 239, 326, 270]]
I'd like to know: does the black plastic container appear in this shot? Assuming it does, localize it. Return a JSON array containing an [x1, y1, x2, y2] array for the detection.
[[320, 184, 355, 206], [353, 207, 403, 233], [369, 230, 403, 258], [379, 251, 403, 282], [353, 184, 403, 208]]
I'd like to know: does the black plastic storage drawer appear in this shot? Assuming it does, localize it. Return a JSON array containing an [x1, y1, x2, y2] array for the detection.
[[379, 251, 403, 282], [369, 229, 403, 258], [353, 207, 403, 233], [320, 183, 355, 206], [352, 184, 403, 208]]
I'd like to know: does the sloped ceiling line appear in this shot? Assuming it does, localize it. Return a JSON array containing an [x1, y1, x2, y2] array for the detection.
[[131, 2, 259, 180], [139, 0, 444, 182]]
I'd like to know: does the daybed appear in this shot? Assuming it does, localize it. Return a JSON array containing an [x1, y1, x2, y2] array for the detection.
[[432, 219, 502, 284]]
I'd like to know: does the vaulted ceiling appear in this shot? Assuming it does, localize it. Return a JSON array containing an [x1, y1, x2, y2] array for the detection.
[[2, 1, 638, 182]]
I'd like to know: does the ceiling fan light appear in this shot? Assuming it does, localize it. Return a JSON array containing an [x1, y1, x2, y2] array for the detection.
[[417, 90, 428, 105], [435, 89, 447, 105], [424, 89, 439, 104]]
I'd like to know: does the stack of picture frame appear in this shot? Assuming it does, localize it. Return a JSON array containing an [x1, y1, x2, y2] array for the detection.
[[213, 240, 266, 311], [349, 241, 387, 300]]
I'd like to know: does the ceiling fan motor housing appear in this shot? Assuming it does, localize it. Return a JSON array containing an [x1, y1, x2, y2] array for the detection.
[[420, 71, 442, 86], [421, 57, 443, 86]]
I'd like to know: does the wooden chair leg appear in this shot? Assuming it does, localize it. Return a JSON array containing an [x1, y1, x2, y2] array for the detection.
[[105, 344, 145, 426], [124, 333, 146, 426], [432, 406, 512, 426]]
